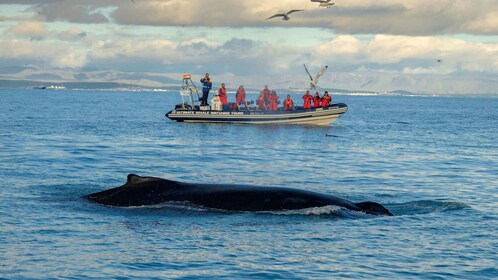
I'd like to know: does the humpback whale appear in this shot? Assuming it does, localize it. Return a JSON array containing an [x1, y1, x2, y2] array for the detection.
[[85, 174, 393, 216]]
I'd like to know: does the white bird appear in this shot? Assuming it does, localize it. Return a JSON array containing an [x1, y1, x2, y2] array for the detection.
[[311, 0, 335, 8], [304, 64, 328, 90], [267, 10, 304, 21]]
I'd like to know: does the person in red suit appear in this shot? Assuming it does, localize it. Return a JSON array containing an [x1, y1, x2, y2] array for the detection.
[[302, 90, 313, 109], [235, 85, 248, 110], [268, 90, 279, 111], [217, 83, 228, 110], [321, 91, 331, 107], [313, 92, 321, 108], [257, 92, 267, 110], [284, 94, 294, 111], [260, 85, 271, 107]]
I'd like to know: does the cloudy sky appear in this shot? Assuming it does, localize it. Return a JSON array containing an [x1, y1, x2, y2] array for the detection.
[[1, 0, 498, 94]]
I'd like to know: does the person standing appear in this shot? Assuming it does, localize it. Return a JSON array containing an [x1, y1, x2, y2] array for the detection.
[[302, 90, 313, 109], [321, 91, 331, 107], [268, 90, 279, 111], [200, 73, 212, 106], [313, 92, 321, 108], [260, 85, 271, 107], [235, 85, 249, 110]]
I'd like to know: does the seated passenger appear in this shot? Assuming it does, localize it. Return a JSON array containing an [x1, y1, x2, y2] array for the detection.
[[284, 94, 294, 111], [302, 90, 313, 109], [321, 91, 331, 107], [268, 90, 279, 111], [235, 85, 249, 110], [218, 83, 228, 110], [257, 92, 267, 110], [313, 92, 321, 108]]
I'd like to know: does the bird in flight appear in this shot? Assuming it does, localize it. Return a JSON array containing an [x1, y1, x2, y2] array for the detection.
[[311, 0, 335, 8], [304, 64, 328, 90], [267, 10, 304, 21]]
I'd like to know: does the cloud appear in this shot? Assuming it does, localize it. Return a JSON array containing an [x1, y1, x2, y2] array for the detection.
[[19, 0, 494, 36], [57, 27, 87, 41], [8, 21, 48, 40]]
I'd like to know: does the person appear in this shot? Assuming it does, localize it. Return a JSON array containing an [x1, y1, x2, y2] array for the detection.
[[260, 85, 271, 107], [257, 91, 267, 110], [313, 92, 321, 108], [217, 83, 228, 110], [302, 90, 313, 109], [235, 85, 249, 110], [200, 73, 212, 106], [284, 94, 294, 111], [321, 91, 331, 107], [268, 90, 279, 111]]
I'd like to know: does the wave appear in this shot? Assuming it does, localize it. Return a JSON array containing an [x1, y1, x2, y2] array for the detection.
[[100, 200, 471, 217], [386, 200, 471, 216]]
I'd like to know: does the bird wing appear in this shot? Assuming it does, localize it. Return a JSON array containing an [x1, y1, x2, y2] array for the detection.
[[314, 66, 328, 84], [303, 64, 313, 81], [267, 14, 285, 19], [130, 0, 135, 3], [287, 10, 304, 15]]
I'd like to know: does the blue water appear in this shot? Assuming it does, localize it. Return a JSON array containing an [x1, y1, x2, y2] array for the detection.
[[1, 88, 497, 279]]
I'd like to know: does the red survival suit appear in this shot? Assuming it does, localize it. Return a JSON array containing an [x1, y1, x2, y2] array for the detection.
[[321, 94, 331, 107], [268, 93, 279, 111], [218, 86, 228, 106], [302, 93, 313, 109], [284, 97, 294, 111], [313, 93, 321, 108]]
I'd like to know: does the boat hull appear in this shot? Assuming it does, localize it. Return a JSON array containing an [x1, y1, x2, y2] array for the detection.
[[166, 103, 348, 126]]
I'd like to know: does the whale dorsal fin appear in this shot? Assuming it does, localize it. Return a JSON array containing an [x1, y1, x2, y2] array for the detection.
[[355, 201, 393, 216], [126, 174, 161, 186]]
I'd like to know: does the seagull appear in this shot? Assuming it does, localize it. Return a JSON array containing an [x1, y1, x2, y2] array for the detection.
[[267, 10, 304, 21], [304, 64, 328, 90], [311, 0, 335, 8]]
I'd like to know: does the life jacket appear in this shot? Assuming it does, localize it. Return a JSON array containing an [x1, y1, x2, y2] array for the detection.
[[257, 96, 266, 109], [236, 89, 246, 102], [313, 95, 321, 107], [200, 78, 212, 93], [218, 87, 228, 105], [261, 89, 271, 101], [302, 94, 313, 109], [268, 94, 279, 111], [284, 98, 294, 110], [321, 95, 331, 107]]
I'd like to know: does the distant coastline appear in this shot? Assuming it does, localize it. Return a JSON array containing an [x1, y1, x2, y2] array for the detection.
[[1, 79, 497, 98]]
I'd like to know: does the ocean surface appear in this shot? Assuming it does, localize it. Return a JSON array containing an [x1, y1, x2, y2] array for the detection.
[[1, 88, 497, 279]]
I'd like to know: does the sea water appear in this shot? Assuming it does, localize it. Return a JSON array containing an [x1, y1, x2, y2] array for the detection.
[[0, 89, 497, 279]]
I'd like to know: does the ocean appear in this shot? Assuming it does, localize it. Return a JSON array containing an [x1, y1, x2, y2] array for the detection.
[[1, 88, 497, 279]]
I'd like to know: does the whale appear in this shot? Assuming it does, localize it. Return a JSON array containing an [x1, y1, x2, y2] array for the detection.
[[85, 174, 393, 216]]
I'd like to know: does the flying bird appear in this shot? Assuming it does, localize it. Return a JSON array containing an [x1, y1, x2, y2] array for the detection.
[[130, 0, 135, 4], [304, 64, 328, 90], [267, 10, 304, 21], [311, 0, 335, 8]]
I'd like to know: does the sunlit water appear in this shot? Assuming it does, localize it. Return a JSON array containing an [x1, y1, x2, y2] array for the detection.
[[1, 89, 497, 279]]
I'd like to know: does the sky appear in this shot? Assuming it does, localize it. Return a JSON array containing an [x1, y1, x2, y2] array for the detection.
[[1, 0, 498, 94]]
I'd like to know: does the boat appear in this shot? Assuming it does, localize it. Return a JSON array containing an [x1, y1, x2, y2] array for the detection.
[[165, 74, 348, 126]]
